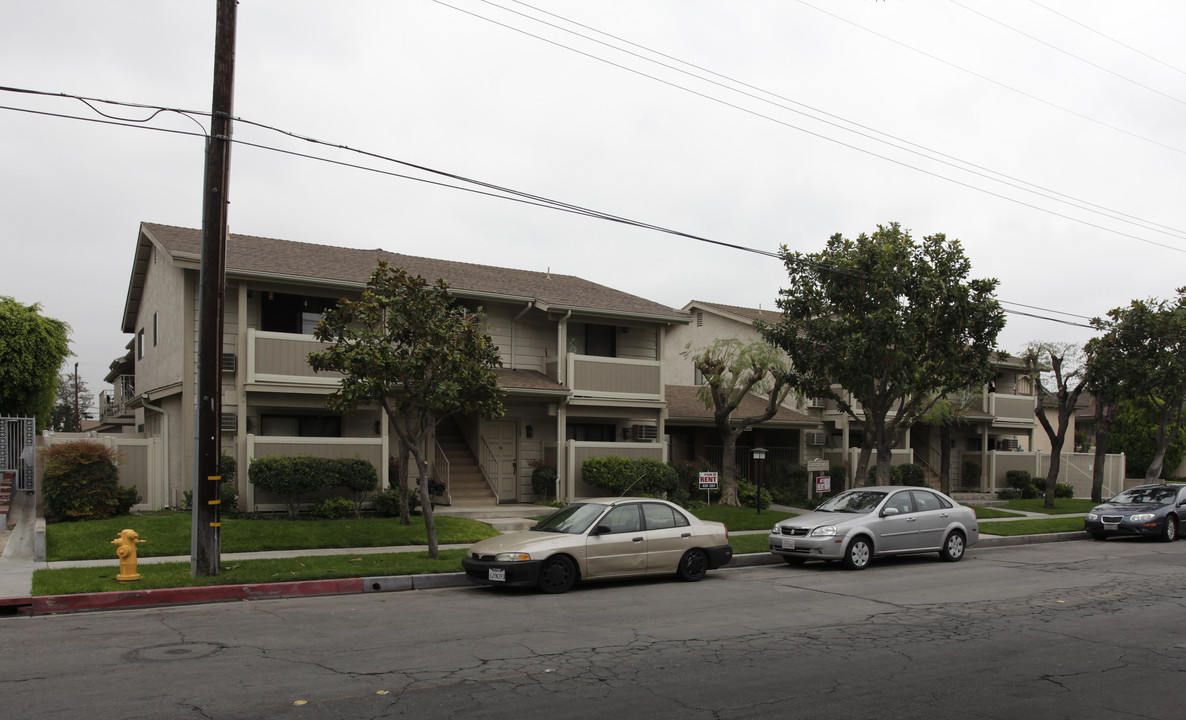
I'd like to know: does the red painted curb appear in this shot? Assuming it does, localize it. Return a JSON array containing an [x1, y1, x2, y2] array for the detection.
[[31, 577, 365, 615]]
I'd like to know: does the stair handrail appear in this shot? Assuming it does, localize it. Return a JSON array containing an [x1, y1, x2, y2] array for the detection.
[[433, 439, 452, 505], [478, 437, 501, 499]]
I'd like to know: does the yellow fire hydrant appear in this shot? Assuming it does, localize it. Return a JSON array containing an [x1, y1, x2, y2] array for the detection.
[[111, 528, 146, 582]]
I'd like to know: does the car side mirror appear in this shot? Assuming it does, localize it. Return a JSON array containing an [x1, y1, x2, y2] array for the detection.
[[882, 507, 900, 517], [594, 524, 612, 536]]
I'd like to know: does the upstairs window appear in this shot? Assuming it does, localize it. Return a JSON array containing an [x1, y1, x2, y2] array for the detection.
[[261, 292, 337, 335]]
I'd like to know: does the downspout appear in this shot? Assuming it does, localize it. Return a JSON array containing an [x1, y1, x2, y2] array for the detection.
[[141, 398, 170, 509], [557, 309, 572, 500], [511, 300, 532, 371]]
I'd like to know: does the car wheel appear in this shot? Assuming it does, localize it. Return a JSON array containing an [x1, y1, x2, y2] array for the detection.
[[1089, 532, 1108, 541], [842, 537, 872, 570], [1161, 515, 1178, 543], [939, 530, 966, 562], [537, 555, 577, 594], [677, 548, 709, 582]]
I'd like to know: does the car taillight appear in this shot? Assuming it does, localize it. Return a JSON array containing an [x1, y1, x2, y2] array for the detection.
[[724, 524, 729, 540]]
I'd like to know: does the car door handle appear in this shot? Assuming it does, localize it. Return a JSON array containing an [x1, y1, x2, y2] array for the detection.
[[906, 517, 917, 523], [632, 537, 644, 543], [681, 533, 692, 538]]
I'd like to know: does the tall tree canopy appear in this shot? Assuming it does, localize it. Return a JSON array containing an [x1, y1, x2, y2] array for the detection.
[[760, 222, 1005, 485], [1024, 342, 1087, 508], [681, 338, 792, 506], [1085, 289, 1186, 482], [309, 263, 505, 557], [0, 296, 71, 430]]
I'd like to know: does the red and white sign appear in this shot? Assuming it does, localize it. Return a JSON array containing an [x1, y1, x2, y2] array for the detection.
[[699, 472, 719, 489], [815, 475, 832, 493]]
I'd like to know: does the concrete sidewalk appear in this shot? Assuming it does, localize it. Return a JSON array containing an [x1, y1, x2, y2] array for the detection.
[[1, 498, 1088, 617]]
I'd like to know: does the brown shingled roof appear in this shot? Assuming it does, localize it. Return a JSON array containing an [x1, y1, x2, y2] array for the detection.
[[140, 223, 686, 321], [664, 385, 816, 425], [689, 300, 782, 324]]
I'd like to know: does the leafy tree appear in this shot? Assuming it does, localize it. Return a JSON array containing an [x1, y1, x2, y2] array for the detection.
[[681, 339, 792, 506], [1024, 342, 1087, 508], [1105, 399, 1186, 480], [921, 388, 978, 495], [760, 222, 1005, 484], [50, 368, 95, 432], [309, 262, 505, 558], [0, 297, 71, 429], [1085, 290, 1186, 481]]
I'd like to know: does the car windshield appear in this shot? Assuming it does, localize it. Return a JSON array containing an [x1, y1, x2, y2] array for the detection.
[[816, 490, 887, 514], [533, 503, 607, 534], [1109, 486, 1179, 505]]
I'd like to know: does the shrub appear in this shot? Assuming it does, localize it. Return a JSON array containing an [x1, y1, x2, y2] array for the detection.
[[737, 479, 773, 510], [183, 481, 240, 516], [894, 463, 927, 486], [997, 488, 1020, 500], [334, 457, 378, 517], [1005, 470, 1036, 499], [249, 455, 332, 518], [582, 456, 678, 496], [311, 496, 355, 519], [1055, 482, 1075, 499], [370, 486, 403, 517], [42, 440, 140, 521], [531, 464, 558, 501], [962, 459, 982, 487]]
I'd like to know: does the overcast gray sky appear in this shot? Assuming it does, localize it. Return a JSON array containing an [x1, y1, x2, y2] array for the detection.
[[3, 1, 1184, 413]]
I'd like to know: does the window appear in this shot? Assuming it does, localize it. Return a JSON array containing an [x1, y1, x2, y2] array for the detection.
[[642, 502, 690, 530], [584, 323, 617, 358], [567, 423, 616, 442], [136, 329, 145, 359], [885, 491, 914, 515], [152, 312, 158, 346], [260, 292, 337, 334], [911, 490, 943, 513], [600, 505, 641, 534], [259, 414, 341, 437]]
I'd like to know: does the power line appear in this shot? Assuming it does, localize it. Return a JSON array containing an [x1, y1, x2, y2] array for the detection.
[[0, 86, 1106, 330], [436, 0, 1186, 253], [1027, 0, 1186, 78]]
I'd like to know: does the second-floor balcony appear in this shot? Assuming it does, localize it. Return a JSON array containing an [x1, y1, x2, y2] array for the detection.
[[246, 329, 340, 386], [99, 374, 136, 420], [988, 392, 1037, 427], [565, 354, 662, 402]]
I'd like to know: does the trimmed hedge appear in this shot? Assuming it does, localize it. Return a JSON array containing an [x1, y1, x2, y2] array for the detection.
[[582, 456, 678, 496], [248, 455, 379, 518]]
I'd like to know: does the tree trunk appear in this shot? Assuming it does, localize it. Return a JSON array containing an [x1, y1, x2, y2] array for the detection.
[[719, 430, 740, 506], [853, 436, 874, 487], [398, 446, 412, 526], [408, 448, 440, 559], [1045, 431, 1066, 509], [1091, 405, 1115, 503], [875, 431, 895, 486], [1146, 415, 1170, 481], [938, 424, 952, 495]]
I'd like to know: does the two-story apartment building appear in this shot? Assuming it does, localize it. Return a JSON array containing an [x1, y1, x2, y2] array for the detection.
[[666, 301, 1042, 492], [103, 222, 690, 511]]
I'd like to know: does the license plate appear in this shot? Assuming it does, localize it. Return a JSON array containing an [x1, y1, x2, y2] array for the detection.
[[781, 538, 796, 550], [488, 568, 506, 582], [1104, 523, 1118, 531]]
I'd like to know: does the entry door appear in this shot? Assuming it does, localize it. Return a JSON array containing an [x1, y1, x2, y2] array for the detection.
[[490, 421, 518, 500]]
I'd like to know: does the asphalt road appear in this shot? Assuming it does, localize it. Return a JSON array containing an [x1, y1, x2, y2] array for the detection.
[[3, 539, 1185, 719]]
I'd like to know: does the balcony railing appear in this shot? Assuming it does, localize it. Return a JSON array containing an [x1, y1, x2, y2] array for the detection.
[[99, 374, 136, 420], [566, 354, 662, 401], [246, 329, 341, 386], [988, 393, 1037, 426]]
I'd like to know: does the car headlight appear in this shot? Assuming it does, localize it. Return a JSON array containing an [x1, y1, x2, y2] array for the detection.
[[495, 552, 532, 562], [1085, 513, 1098, 521], [1129, 514, 1156, 523], [772, 524, 783, 534], [811, 526, 837, 537]]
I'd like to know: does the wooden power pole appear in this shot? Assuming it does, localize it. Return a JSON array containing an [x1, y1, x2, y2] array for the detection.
[[193, 0, 237, 577]]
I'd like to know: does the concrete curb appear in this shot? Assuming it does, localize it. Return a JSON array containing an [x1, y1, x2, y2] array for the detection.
[[7, 532, 1089, 616]]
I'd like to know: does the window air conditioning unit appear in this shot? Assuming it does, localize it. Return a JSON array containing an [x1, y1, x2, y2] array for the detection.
[[220, 412, 237, 432], [632, 424, 659, 441], [806, 397, 826, 409], [221, 352, 236, 372], [806, 431, 827, 446]]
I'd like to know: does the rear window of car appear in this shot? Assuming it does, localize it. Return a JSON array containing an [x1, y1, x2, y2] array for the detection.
[[642, 503, 690, 530]]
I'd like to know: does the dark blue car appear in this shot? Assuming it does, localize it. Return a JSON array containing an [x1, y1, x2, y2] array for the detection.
[[1084, 484, 1186, 542]]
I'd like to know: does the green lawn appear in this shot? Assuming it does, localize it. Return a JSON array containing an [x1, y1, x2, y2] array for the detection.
[[690, 505, 795, 531], [978, 517, 1085, 535], [33, 550, 469, 596], [45, 512, 499, 562], [964, 505, 1026, 519], [999, 498, 1097, 515], [730, 533, 772, 555]]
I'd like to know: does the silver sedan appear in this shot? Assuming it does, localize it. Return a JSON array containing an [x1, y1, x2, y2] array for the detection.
[[769, 486, 979, 570]]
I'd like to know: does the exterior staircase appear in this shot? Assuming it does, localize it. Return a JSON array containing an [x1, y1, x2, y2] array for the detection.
[[435, 422, 497, 507], [0, 470, 13, 528]]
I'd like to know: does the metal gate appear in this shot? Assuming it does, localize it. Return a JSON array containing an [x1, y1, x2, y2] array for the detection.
[[1, 416, 36, 490]]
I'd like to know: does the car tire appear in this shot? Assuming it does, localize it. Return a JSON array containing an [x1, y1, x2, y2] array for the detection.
[[677, 548, 709, 582], [1089, 532, 1108, 541], [1161, 515, 1178, 543], [537, 555, 577, 594], [939, 530, 966, 562], [842, 536, 872, 570]]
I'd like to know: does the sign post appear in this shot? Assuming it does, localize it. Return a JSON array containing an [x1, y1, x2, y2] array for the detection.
[[807, 458, 830, 503], [699, 471, 719, 504]]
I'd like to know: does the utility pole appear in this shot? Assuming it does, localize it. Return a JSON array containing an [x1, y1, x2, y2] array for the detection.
[[192, 0, 237, 577], [73, 362, 80, 432]]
